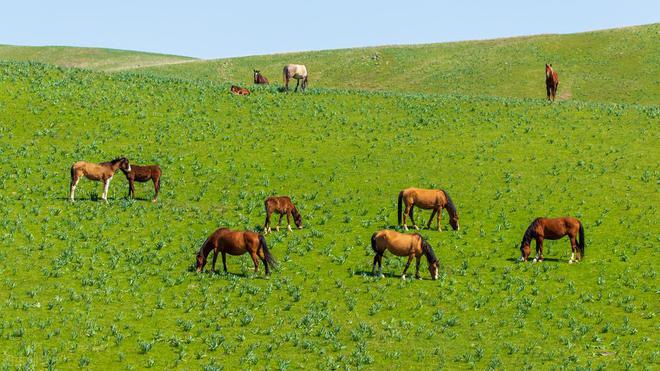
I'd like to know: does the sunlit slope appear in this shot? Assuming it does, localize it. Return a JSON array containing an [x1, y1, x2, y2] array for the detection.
[[0, 44, 195, 71], [137, 24, 659, 104]]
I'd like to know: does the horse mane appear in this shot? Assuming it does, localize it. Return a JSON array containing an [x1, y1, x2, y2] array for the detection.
[[521, 218, 542, 245], [418, 235, 438, 264], [442, 190, 457, 218]]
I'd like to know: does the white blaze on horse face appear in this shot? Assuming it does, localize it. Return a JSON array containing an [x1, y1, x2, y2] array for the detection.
[[127, 165, 131, 172]]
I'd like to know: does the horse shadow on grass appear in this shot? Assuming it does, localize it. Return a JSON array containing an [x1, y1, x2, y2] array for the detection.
[[352, 269, 436, 280], [506, 257, 563, 263]]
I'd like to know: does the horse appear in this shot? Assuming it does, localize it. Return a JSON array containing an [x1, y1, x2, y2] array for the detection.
[[70, 157, 131, 202], [263, 196, 302, 233], [520, 217, 584, 263], [253, 70, 269, 84], [283, 64, 308, 92], [545, 64, 559, 102], [397, 187, 459, 231], [371, 230, 439, 280], [120, 164, 161, 203], [230, 85, 250, 96], [195, 228, 276, 275]]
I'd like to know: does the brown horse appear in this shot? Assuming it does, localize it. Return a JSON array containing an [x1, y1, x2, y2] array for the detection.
[[520, 217, 584, 263], [263, 196, 302, 233], [283, 64, 308, 92], [195, 228, 276, 275], [70, 157, 130, 202], [398, 187, 459, 231], [230, 85, 250, 96], [120, 164, 161, 202], [545, 64, 559, 102], [371, 230, 439, 280], [253, 70, 269, 84]]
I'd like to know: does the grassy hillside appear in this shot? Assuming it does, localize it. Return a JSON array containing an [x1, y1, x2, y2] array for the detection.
[[136, 24, 660, 104], [0, 45, 195, 71], [0, 62, 657, 369]]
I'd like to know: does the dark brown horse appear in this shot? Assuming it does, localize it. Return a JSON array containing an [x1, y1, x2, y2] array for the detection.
[[230, 85, 250, 96], [545, 64, 559, 102], [398, 187, 459, 231], [196, 228, 276, 275], [253, 70, 269, 84], [120, 164, 161, 202], [371, 230, 439, 280], [70, 157, 131, 202], [264, 196, 302, 233], [520, 217, 584, 263]]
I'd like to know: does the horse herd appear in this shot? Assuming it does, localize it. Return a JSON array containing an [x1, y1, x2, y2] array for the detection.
[[230, 64, 308, 96], [68, 157, 585, 280]]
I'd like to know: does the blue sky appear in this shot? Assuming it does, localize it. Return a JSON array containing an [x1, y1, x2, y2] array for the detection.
[[0, 1, 657, 59]]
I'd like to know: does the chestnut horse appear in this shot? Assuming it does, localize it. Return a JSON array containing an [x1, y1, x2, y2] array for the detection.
[[70, 157, 130, 202], [371, 230, 439, 280], [120, 164, 161, 202], [253, 70, 269, 84], [196, 228, 276, 275], [545, 64, 559, 102], [283, 64, 308, 92], [398, 187, 459, 231], [520, 217, 584, 263], [263, 196, 302, 233], [230, 85, 250, 96]]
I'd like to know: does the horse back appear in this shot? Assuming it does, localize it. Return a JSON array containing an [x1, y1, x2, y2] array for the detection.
[[374, 229, 420, 257]]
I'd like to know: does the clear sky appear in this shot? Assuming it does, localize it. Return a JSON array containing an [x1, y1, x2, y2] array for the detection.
[[1, 1, 657, 59]]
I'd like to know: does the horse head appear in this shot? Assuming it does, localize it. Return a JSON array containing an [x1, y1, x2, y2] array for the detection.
[[195, 251, 206, 273], [449, 215, 459, 231], [421, 238, 439, 280]]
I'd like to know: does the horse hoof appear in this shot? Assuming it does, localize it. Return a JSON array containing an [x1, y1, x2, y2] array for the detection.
[[568, 260, 574, 264], [401, 275, 406, 280], [379, 274, 385, 279], [403, 226, 408, 231], [414, 225, 419, 231]]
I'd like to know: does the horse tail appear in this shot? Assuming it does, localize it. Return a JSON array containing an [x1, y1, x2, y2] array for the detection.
[[370, 232, 379, 254], [578, 222, 585, 257], [397, 191, 403, 225], [259, 235, 276, 268]]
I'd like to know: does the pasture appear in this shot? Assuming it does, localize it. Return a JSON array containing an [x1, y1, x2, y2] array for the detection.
[[0, 61, 657, 369]]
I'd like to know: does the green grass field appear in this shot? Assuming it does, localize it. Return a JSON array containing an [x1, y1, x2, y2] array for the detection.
[[0, 60, 657, 369], [134, 24, 660, 104], [0, 45, 195, 71]]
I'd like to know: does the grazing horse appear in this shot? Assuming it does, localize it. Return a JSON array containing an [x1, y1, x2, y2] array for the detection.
[[230, 85, 250, 96], [253, 70, 269, 84], [371, 230, 439, 280], [120, 164, 161, 203], [263, 196, 302, 233], [70, 157, 130, 202], [398, 187, 460, 231], [545, 64, 559, 102], [520, 217, 585, 263], [283, 64, 308, 92], [196, 228, 276, 275]]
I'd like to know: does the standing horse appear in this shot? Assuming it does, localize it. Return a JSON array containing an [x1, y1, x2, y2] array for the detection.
[[545, 64, 559, 102], [230, 85, 250, 96], [263, 196, 302, 233], [398, 187, 460, 231], [70, 157, 130, 202], [520, 217, 584, 263], [371, 230, 439, 280], [283, 64, 308, 92], [196, 228, 276, 275], [253, 70, 269, 84], [120, 164, 161, 203]]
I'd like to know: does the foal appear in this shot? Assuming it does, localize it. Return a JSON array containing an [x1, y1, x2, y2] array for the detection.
[[230, 85, 250, 96], [263, 196, 302, 233], [120, 164, 162, 202], [70, 157, 130, 202]]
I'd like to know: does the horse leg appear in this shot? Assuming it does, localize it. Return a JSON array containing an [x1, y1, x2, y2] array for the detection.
[[547, 85, 551, 101], [569, 235, 578, 263], [536, 238, 544, 262], [294, 79, 300, 92], [402, 204, 410, 231], [211, 249, 219, 273], [264, 210, 271, 234], [286, 212, 293, 232], [426, 209, 437, 229], [415, 256, 421, 279], [250, 252, 260, 273], [222, 252, 227, 272], [129, 178, 135, 199], [152, 177, 159, 203], [437, 207, 443, 232], [372, 254, 379, 276], [276, 213, 283, 232], [401, 255, 414, 280], [70, 174, 80, 202], [102, 177, 112, 202], [284, 75, 289, 91]]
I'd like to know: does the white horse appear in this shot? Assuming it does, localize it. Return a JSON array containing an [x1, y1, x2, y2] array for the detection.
[[283, 64, 308, 92]]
